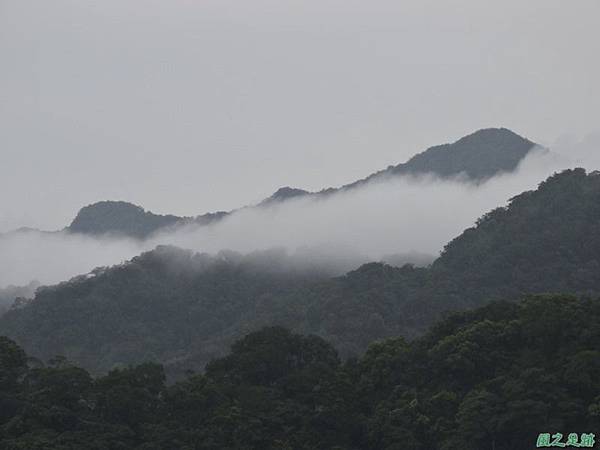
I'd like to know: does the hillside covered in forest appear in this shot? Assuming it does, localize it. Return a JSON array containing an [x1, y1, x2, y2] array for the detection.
[[2, 294, 599, 449], [1, 169, 599, 377]]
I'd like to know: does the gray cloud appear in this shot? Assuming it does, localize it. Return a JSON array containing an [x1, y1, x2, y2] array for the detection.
[[1, 0, 599, 231]]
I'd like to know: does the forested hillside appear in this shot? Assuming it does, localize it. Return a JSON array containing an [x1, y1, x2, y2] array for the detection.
[[0, 247, 327, 378], [2, 294, 599, 449], [302, 168, 600, 354], [430, 167, 600, 304], [1, 169, 599, 376]]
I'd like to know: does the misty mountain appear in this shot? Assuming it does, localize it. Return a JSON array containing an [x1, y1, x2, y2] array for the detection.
[[1, 168, 598, 377], [326, 127, 538, 192], [0, 247, 327, 377], [67, 201, 185, 239], [257, 186, 312, 205], [289, 127, 539, 196], [66, 201, 228, 239], [386, 127, 537, 180], [0, 281, 39, 315], [380, 251, 436, 268], [309, 167, 600, 353], [62, 127, 537, 239], [428, 167, 600, 300]]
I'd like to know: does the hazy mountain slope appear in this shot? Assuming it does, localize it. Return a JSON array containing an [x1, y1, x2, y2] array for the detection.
[[307, 168, 600, 354], [258, 186, 312, 205], [335, 127, 538, 191], [67, 201, 185, 239], [0, 281, 39, 315], [1, 169, 598, 376], [429, 167, 600, 303], [0, 247, 327, 377], [393, 127, 537, 180], [62, 127, 537, 238], [252, 128, 539, 199]]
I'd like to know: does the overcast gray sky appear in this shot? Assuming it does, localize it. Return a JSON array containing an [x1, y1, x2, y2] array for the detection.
[[1, 0, 599, 231]]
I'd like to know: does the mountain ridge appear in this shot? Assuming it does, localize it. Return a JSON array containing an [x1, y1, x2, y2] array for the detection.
[[23, 127, 538, 239]]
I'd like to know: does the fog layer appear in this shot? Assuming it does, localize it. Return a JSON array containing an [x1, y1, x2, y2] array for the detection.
[[1, 141, 595, 288]]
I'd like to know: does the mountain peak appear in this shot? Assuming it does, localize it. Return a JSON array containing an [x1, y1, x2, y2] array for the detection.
[[457, 127, 525, 142], [451, 127, 535, 151], [68, 200, 182, 239], [395, 127, 538, 181], [261, 186, 310, 205], [272, 186, 309, 199]]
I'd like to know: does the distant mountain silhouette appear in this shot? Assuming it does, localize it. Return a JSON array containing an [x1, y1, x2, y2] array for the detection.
[[261, 128, 539, 200], [65, 201, 229, 238], [68, 201, 184, 239], [394, 127, 537, 180], [258, 186, 311, 205], [338, 127, 538, 190], [62, 127, 538, 239]]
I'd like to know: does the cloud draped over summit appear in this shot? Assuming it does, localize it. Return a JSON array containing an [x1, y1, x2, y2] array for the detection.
[[0, 142, 582, 289]]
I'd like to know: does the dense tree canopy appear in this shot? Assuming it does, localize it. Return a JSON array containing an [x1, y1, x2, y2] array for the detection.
[[2, 294, 600, 449]]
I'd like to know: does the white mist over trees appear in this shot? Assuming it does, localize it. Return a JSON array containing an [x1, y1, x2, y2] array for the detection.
[[0, 143, 589, 288]]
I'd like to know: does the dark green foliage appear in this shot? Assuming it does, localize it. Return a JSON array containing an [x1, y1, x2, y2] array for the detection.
[[0, 247, 324, 378], [95, 363, 165, 429], [356, 294, 600, 450], [2, 295, 600, 449], [205, 327, 339, 386], [0, 336, 27, 391], [431, 168, 600, 306]]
